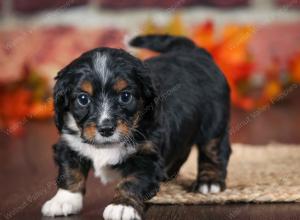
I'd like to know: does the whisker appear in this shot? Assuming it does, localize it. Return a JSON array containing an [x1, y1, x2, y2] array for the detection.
[[131, 128, 147, 140], [115, 114, 147, 141]]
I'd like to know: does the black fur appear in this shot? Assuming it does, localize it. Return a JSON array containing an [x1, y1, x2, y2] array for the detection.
[[50, 34, 231, 218], [132, 35, 231, 189]]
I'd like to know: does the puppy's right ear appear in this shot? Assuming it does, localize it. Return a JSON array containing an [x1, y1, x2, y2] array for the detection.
[[53, 70, 70, 132]]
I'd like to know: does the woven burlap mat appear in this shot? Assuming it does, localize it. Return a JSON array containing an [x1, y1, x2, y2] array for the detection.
[[149, 143, 300, 204]]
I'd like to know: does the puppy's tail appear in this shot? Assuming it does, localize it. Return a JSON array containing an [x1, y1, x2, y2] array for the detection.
[[129, 34, 196, 53]]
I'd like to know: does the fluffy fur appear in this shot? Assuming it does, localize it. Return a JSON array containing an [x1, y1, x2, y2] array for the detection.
[[42, 189, 83, 217], [42, 34, 231, 219], [103, 204, 141, 220]]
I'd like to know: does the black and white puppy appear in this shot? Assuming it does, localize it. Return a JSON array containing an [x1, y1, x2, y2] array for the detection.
[[42, 35, 231, 220]]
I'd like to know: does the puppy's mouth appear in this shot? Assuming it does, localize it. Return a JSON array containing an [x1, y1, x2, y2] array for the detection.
[[94, 141, 122, 149], [81, 121, 135, 148], [81, 131, 125, 148], [83, 138, 120, 146]]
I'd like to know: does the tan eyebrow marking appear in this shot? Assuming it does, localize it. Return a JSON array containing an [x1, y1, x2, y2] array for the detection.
[[81, 81, 93, 95], [113, 79, 128, 92]]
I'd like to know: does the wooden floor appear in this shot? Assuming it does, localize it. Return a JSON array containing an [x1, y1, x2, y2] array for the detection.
[[0, 87, 300, 220]]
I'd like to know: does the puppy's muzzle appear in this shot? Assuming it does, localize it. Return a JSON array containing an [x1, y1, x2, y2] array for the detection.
[[98, 119, 116, 137]]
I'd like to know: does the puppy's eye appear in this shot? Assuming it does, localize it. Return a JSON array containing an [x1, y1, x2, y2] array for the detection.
[[77, 94, 90, 106], [119, 91, 132, 104]]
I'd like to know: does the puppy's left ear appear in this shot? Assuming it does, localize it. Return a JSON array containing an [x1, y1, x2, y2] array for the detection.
[[53, 69, 71, 132]]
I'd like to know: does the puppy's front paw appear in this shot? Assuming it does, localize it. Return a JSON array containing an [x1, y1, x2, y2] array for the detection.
[[198, 183, 221, 194], [103, 204, 141, 220], [41, 189, 83, 217], [191, 182, 223, 194]]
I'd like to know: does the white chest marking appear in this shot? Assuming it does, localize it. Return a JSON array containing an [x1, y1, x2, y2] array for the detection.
[[62, 133, 136, 184]]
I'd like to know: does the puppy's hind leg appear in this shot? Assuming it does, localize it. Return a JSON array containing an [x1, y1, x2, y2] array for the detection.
[[192, 133, 231, 194]]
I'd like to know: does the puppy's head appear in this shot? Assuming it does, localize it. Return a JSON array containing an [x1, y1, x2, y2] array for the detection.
[[54, 48, 155, 147]]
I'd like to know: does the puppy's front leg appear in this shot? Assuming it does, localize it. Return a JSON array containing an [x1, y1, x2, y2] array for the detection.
[[42, 142, 91, 217], [103, 145, 162, 220]]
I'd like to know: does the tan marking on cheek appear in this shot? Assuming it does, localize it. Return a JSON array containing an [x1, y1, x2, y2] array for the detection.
[[113, 79, 128, 92], [117, 120, 130, 135], [83, 123, 97, 140], [81, 81, 93, 95]]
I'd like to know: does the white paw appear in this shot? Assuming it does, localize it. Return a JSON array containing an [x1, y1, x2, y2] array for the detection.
[[103, 204, 141, 220], [198, 183, 221, 194], [41, 189, 83, 217]]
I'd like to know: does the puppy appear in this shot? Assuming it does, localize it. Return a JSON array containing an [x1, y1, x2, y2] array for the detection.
[[42, 35, 231, 219]]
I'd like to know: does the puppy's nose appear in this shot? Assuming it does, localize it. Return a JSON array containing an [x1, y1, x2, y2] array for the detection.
[[98, 119, 115, 137]]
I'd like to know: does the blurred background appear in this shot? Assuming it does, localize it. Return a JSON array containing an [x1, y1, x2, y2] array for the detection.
[[0, 0, 299, 142], [0, 1, 300, 219]]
